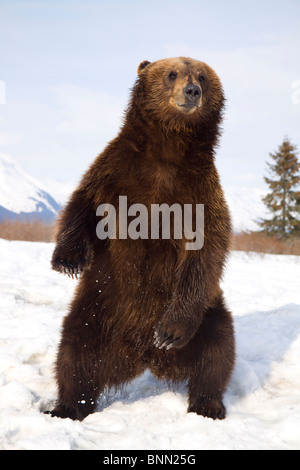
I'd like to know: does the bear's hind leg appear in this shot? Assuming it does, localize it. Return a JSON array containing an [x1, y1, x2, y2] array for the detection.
[[187, 294, 235, 420], [47, 289, 146, 421], [47, 311, 104, 420]]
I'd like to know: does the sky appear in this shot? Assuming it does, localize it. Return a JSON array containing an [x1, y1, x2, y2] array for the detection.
[[0, 0, 300, 202]]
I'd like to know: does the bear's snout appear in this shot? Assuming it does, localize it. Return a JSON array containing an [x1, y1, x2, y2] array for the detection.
[[170, 81, 202, 113], [183, 83, 201, 105]]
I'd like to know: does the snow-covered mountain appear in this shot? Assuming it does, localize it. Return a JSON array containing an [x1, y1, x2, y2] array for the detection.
[[0, 154, 60, 223]]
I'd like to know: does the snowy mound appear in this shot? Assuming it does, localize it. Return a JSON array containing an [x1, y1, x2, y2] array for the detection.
[[0, 239, 299, 450], [0, 154, 60, 222]]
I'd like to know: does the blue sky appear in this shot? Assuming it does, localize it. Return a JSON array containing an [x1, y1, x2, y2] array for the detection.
[[0, 0, 300, 200]]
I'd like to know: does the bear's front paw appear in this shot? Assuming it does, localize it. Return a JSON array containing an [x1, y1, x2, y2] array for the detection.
[[154, 311, 196, 350], [51, 257, 84, 279], [51, 243, 93, 279], [154, 325, 188, 350]]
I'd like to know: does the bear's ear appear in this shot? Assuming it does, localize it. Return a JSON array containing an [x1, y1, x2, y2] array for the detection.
[[137, 60, 151, 76]]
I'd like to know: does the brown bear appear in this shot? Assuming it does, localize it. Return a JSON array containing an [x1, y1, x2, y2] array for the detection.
[[46, 57, 235, 421]]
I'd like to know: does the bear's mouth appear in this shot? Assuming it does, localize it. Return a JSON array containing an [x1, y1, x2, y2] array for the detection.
[[176, 103, 200, 109], [169, 97, 201, 114], [174, 101, 200, 113]]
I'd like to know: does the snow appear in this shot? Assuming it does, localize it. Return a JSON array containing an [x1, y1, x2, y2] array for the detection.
[[0, 238, 300, 450]]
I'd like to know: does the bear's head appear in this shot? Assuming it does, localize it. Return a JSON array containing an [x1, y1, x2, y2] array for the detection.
[[134, 57, 225, 133]]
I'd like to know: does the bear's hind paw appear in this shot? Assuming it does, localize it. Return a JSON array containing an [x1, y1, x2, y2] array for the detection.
[[44, 404, 86, 421], [188, 397, 226, 420]]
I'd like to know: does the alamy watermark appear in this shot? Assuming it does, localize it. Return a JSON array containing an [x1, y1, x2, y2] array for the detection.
[[291, 80, 300, 105], [96, 196, 204, 250], [0, 81, 6, 104]]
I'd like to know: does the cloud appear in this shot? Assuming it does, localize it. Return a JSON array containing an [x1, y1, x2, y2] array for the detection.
[[52, 84, 127, 138], [0, 131, 23, 146], [0, 80, 6, 105], [0, 83, 130, 184]]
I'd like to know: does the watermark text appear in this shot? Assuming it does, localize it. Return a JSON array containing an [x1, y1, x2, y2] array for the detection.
[[96, 196, 204, 250]]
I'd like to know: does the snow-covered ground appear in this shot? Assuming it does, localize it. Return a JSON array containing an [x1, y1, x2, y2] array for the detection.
[[0, 238, 300, 450]]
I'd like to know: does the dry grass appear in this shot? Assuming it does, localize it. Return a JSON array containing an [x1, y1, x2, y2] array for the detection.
[[232, 231, 300, 255], [0, 219, 55, 242], [1, 220, 300, 256]]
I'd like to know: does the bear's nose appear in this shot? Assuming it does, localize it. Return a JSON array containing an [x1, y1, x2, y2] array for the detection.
[[183, 84, 201, 103]]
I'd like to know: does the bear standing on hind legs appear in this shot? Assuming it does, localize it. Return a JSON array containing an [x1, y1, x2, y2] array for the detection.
[[46, 57, 235, 421]]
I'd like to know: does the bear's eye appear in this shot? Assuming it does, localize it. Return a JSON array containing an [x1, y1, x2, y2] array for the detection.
[[168, 71, 177, 81], [198, 74, 205, 83]]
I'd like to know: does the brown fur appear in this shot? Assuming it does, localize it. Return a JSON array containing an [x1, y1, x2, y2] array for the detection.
[[47, 57, 235, 421]]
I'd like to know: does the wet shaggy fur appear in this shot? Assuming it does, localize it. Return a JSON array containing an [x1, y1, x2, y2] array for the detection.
[[47, 57, 235, 421]]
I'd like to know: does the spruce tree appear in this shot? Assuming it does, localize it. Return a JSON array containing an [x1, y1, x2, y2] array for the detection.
[[259, 137, 300, 238]]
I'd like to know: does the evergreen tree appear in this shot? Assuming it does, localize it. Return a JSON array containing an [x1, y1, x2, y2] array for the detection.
[[259, 137, 300, 238]]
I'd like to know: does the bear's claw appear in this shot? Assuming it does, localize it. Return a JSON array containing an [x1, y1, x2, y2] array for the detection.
[[52, 259, 84, 279], [60, 261, 82, 279], [153, 329, 183, 350]]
